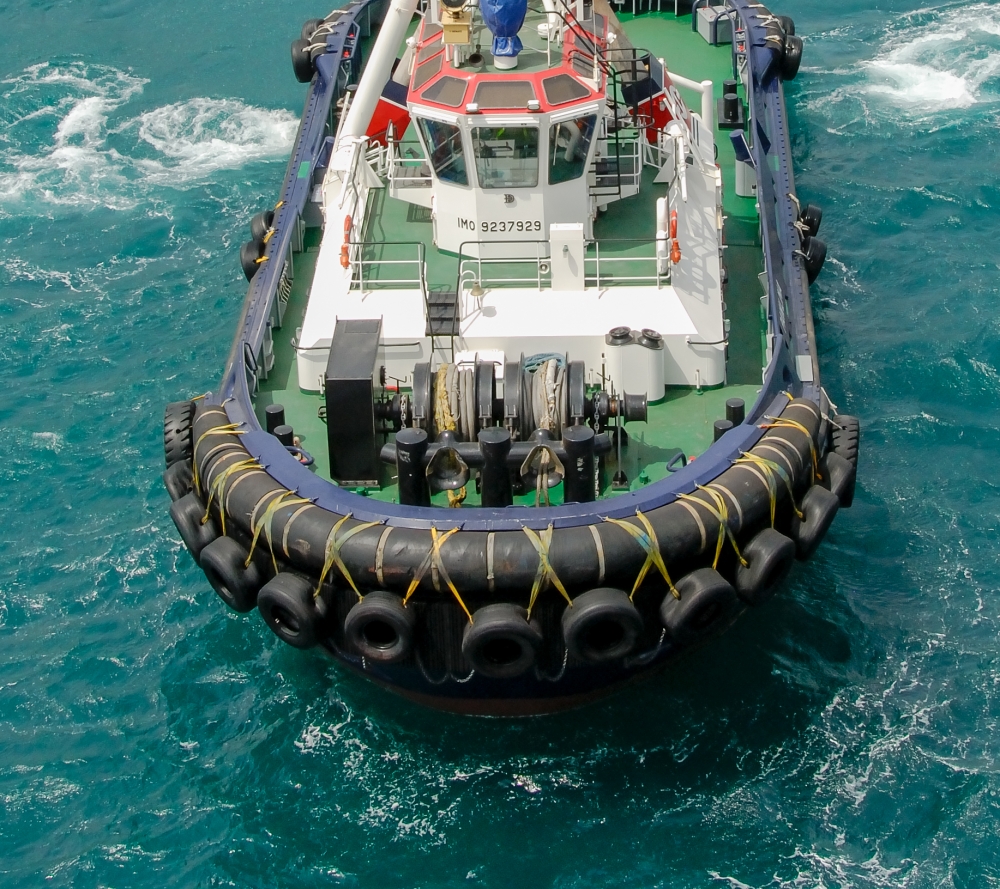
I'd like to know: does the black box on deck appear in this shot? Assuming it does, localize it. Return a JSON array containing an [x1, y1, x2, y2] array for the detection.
[[325, 319, 383, 487]]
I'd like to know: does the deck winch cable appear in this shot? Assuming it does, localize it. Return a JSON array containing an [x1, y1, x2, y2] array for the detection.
[[317, 513, 382, 600], [402, 528, 472, 622], [605, 510, 679, 600], [522, 524, 572, 619]]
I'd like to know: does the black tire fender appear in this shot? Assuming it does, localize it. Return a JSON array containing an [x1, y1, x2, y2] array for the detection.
[[163, 400, 195, 468], [345, 591, 416, 663], [291, 37, 316, 83], [819, 450, 856, 509], [250, 209, 274, 243], [258, 573, 319, 649], [777, 15, 795, 36], [790, 485, 840, 560], [781, 34, 803, 81], [462, 604, 542, 679], [561, 587, 643, 663], [162, 460, 193, 502], [831, 414, 860, 469], [300, 17, 323, 40], [735, 528, 796, 606], [660, 568, 737, 645], [200, 536, 263, 613], [169, 491, 218, 565], [240, 240, 262, 282]]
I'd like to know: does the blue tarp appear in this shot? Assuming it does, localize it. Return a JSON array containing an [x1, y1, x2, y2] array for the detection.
[[479, 0, 527, 58]]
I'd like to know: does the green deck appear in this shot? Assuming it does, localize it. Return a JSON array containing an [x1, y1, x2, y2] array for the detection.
[[255, 10, 765, 504]]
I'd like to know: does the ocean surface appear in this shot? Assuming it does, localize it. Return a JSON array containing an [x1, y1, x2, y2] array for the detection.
[[2, 0, 1000, 885]]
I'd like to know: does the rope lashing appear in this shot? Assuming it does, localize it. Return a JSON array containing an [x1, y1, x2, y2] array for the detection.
[[734, 452, 804, 523], [245, 490, 312, 573], [605, 510, 679, 600], [316, 513, 382, 600], [191, 424, 244, 491], [761, 414, 821, 483], [402, 527, 472, 623], [201, 457, 259, 535], [676, 485, 749, 570], [522, 524, 572, 619]]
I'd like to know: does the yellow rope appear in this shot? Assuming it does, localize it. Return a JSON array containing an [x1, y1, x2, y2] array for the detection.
[[676, 486, 749, 569], [522, 524, 572, 618], [735, 452, 804, 522], [202, 457, 259, 536], [245, 491, 312, 573], [605, 510, 679, 599], [761, 415, 820, 483], [434, 365, 456, 434], [191, 424, 244, 492], [315, 513, 382, 600], [447, 487, 467, 507], [402, 528, 472, 623]]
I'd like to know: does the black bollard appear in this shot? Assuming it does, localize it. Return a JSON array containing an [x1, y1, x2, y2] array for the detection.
[[713, 419, 733, 442], [478, 427, 513, 507], [265, 403, 285, 434], [273, 424, 295, 447], [395, 428, 430, 506], [563, 426, 596, 503], [725, 397, 746, 426]]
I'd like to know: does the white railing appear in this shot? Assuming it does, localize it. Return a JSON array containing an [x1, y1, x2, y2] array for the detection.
[[587, 242, 668, 289], [350, 241, 428, 297]]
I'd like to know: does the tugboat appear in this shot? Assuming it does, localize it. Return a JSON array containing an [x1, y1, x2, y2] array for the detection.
[[163, 0, 860, 714]]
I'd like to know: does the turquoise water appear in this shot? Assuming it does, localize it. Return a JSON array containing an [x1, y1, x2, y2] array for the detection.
[[3, 1, 1000, 885]]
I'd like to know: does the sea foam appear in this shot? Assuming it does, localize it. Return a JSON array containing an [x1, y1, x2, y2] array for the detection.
[[0, 62, 296, 214]]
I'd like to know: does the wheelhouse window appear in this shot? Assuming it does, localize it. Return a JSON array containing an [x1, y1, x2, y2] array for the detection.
[[417, 118, 469, 186], [548, 114, 596, 185], [471, 126, 539, 189]]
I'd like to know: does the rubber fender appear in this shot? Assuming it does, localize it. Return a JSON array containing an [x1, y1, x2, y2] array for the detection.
[[819, 451, 856, 509], [799, 203, 822, 238], [780, 34, 803, 81], [462, 604, 542, 679], [561, 588, 643, 663], [240, 240, 262, 282], [200, 536, 263, 614], [162, 460, 193, 502], [801, 236, 827, 284], [831, 414, 860, 466], [170, 492, 218, 565], [300, 17, 323, 40], [777, 15, 795, 36], [257, 573, 319, 649], [789, 485, 840, 560], [660, 568, 737, 645], [735, 528, 796, 606], [290, 37, 315, 83], [250, 209, 274, 243], [345, 590, 416, 664], [163, 400, 195, 468]]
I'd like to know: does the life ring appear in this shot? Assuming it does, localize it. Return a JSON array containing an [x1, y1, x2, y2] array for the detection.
[[660, 568, 737, 645], [257, 573, 320, 649], [345, 591, 416, 663], [199, 536, 263, 614], [290, 38, 316, 83], [462, 604, 542, 679], [780, 34, 803, 81], [169, 491, 218, 565], [163, 400, 195, 468], [790, 485, 840, 560], [734, 528, 796, 606], [162, 460, 193, 503], [561, 588, 643, 663]]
